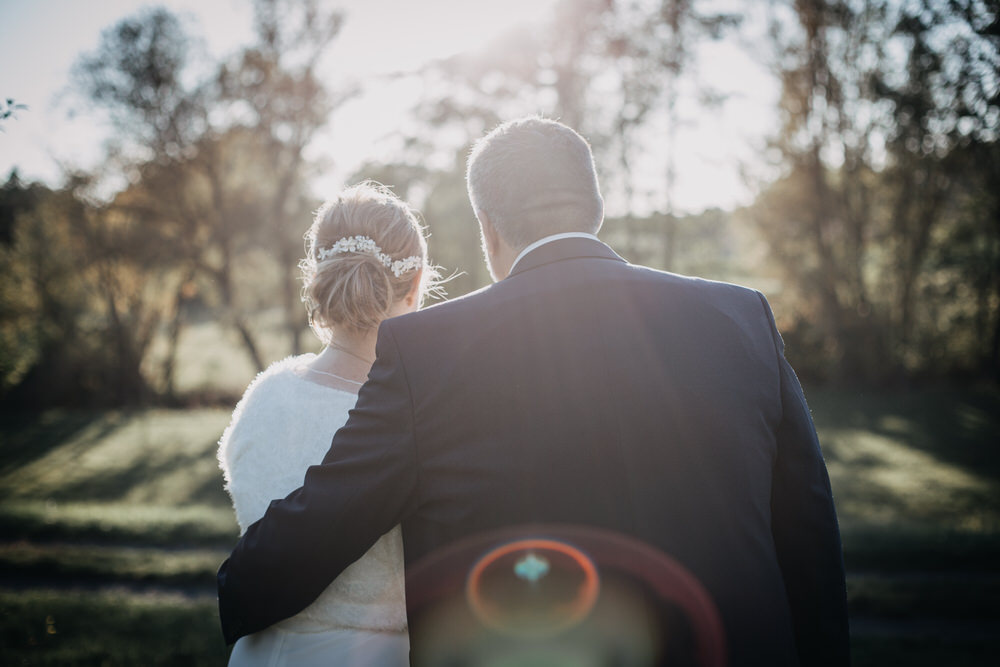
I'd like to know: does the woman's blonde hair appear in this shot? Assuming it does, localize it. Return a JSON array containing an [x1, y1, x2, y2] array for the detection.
[[300, 181, 439, 338]]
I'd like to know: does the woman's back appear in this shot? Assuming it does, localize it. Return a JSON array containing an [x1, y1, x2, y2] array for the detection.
[[217, 180, 433, 664], [218, 354, 407, 663]]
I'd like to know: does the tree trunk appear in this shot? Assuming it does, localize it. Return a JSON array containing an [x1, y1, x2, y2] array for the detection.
[[282, 243, 302, 356], [160, 269, 195, 399], [234, 318, 265, 372], [807, 147, 849, 381], [272, 146, 304, 357], [105, 291, 152, 406], [206, 155, 265, 373], [895, 167, 945, 381], [986, 206, 1000, 381], [220, 275, 265, 373]]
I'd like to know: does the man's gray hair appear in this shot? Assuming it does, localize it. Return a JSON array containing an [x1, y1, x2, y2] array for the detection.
[[466, 117, 604, 250]]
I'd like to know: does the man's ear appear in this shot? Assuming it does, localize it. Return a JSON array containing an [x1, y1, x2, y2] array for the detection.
[[479, 211, 500, 256]]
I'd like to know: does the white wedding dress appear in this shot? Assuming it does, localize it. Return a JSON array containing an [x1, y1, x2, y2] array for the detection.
[[218, 354, 408, 666]]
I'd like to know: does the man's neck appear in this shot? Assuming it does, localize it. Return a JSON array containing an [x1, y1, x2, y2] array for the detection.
[[508, 232, 602, 275]]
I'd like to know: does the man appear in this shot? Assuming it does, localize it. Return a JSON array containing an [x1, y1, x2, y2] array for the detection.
[[218, 117, 850, 666]]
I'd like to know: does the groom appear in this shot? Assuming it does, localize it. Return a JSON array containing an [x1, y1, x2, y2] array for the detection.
[[218, 117, 850, 666]]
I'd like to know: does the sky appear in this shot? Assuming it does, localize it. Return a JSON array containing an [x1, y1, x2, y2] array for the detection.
[[0, 0, 778, 215]]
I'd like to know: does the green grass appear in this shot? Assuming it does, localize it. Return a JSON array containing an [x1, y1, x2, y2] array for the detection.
[[851, 636, 997, 667], [846, 572, 1000, 620], [0, 408, 235, 507], [0, 542, 226, 587], [0, 408, 239, 550], [0, 386, 998, 664], [0, 407, 238, 664], [0, 501, 237, 547], [839, 524, 1000, 572], [0, 590, 229, 666], [143, 310, 321, 398], [812, 385, 1000, 532]]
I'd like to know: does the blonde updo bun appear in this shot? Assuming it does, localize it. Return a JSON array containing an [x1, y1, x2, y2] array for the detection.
[[300, 181, 436, 337]]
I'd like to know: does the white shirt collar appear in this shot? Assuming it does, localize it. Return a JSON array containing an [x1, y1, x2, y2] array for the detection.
[[510, 232, 602, 273]]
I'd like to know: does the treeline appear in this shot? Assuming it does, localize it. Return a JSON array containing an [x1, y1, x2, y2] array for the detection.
[[1, 0, 998, 408]]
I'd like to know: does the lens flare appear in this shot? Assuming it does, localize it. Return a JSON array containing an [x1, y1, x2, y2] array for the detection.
[[407, 525, 726, 666], [465, 538, 600, 638]]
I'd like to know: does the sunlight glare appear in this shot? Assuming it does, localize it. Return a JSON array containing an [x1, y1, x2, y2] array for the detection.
[[331, 0, 559, 75]]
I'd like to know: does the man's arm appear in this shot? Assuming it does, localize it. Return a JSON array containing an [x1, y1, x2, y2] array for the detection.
[[217, 321, 419, 644], [758, 292, 851, 666]]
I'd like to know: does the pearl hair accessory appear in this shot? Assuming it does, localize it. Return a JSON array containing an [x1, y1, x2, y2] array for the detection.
[[317, 235, 422, 278]]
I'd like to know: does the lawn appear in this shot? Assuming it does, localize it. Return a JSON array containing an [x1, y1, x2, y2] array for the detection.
[[1, 385, 998, 665]]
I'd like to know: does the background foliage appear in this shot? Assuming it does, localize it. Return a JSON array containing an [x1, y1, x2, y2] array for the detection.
[[2, 0, 998, 405], [1, 2, 998, 664]]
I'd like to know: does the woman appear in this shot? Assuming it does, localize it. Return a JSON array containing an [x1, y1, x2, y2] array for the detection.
[[218, 181, 438, 666]]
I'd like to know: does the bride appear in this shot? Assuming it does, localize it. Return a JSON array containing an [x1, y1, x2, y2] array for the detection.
[[218, 181, 438, 666]]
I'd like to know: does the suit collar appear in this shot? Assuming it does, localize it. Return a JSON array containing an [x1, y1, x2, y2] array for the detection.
[[510, 232, 602, 270], [506, 236, 627, 279]]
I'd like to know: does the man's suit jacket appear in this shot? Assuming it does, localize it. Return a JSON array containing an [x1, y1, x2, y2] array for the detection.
[[217, 237, 850, 666]]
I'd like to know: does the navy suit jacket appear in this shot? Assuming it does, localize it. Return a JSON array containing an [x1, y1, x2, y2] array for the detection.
[[217, 237, 849, 666]]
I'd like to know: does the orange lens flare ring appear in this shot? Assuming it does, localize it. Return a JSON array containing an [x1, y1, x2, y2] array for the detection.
[[465, 538, 600, 637]]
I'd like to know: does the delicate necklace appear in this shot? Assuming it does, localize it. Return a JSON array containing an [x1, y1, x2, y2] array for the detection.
[[306, 367, 365, 385], [326, 342, 375, 365]]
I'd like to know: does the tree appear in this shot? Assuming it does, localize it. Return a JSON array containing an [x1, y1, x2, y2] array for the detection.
[[377, 0, 740, 296], [71, 1, 349, 390], [73, 9, 205, 165], [72, 176, 174, 404], [70, 7, 230, 394], [0, 172, 167, 406], [753, 0, 999, 383], [601, 0, 740, 267], [0, 174, 83, 400], [216, 0, 352, 356], [878, 0, 1000, 377], [0, 98, 28, 129]]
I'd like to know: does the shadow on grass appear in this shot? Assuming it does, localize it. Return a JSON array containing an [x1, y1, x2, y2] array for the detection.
[[807, 385, 1000, 534], [0, 411, 121, 477], [0, 408, 235, 511], [0, 542, 226, 589], [808, 385, 1000, 482], [0, 502, 238, 548], [42, 443, 232, 507]]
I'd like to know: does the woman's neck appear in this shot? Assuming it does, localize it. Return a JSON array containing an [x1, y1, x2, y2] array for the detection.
[[301, 328, 378, 392], [326, 328, 377, 364]]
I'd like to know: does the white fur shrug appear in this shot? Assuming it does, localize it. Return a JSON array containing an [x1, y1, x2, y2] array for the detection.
[[217, 355, 407, 633]]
